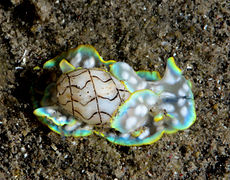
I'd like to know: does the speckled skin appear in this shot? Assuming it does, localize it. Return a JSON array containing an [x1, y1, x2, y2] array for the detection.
[[57, 68, 130, 125]]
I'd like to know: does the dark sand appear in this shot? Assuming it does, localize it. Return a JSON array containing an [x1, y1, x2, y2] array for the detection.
[[0, 0, 229, 179]]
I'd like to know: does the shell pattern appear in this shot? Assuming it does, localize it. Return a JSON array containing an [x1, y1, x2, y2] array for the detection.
[[33, 45, 196, 146], [57, 68, 130, 125]]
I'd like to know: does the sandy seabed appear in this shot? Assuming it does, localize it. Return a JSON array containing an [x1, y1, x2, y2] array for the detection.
[[0, 0, 229, 179]]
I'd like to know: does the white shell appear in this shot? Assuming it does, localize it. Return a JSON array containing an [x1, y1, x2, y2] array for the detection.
[[57, 68, 130, 125]]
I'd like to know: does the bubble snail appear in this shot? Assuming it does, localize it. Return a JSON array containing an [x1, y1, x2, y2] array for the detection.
[[33, 45, 196, 146]]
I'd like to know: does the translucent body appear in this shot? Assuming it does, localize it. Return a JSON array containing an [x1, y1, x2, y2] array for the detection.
[[33, 45, 196, 146]]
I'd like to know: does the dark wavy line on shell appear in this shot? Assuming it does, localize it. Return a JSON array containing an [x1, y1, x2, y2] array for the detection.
[[70, 71, 112, 83], [66, 74, 75, 118], [56, 69, 88, 86], [91, 75, 112, 83], [57, 79, 92, 95], [57, 86, 69, 96], [57, 68, 114, 85], [68, 69, 88, 78], [59, 100, 72, 106], [57, 69, 129, 96], [56, 75, 67, 86], [58, 75, 115, 95], [59, 96, 96, 107], [59, 76, 115, 95], [69, 75, 113, 87], [59, 88, 125, 108], [74, 109, 112, 121], [58, 72, 113, 91], [97, 91, 120, 101], [117, 88, 129, 93]]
